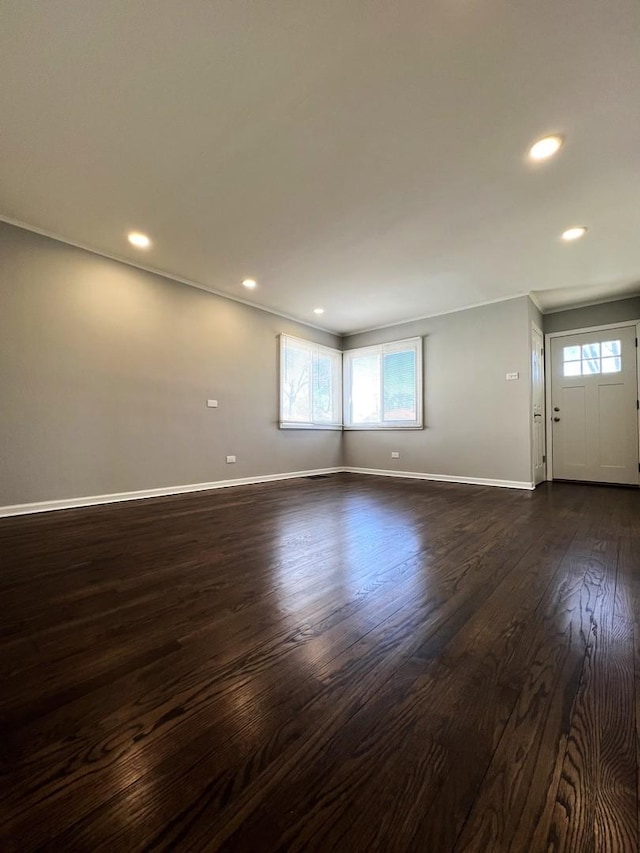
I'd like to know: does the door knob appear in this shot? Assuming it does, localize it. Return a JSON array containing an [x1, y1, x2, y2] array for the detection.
[[534, 413, 542, 418], [553, 407, 560, 412], [553, 417, 561, 422]]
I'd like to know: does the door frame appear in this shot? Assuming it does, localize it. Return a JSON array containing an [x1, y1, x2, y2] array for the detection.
[[531, 321, 546, 484], [544, 319, 640, 482]]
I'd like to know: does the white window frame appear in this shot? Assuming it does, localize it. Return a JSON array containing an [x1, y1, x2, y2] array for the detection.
[[343, 337, 423, 430], [279, 334, 343, 430]]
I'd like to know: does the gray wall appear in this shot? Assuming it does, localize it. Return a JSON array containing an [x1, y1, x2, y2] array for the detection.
[[529, 298, 543, 332], [544, 296, 640, 334], [0, 223, 342, 506], [342, 297, 534, 485], [0, 222, 549, 505]]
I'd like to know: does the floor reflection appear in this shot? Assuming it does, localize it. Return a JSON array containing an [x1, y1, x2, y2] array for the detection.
[[273, 489, 425, 630]]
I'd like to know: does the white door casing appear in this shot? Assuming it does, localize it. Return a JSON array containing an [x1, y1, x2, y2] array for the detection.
[[531, 324, 546, 485], [550, 325, 639, 485]]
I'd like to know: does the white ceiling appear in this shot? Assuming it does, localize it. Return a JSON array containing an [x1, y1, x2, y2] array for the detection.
[[2, 1, 640, 334]]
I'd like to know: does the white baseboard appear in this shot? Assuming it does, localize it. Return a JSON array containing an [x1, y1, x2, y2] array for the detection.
[[0, 467, 344, 518], [0, 464, 535, 518], [344, 467, 535, 491]]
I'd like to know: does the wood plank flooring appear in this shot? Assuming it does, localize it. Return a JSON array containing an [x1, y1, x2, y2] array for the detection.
[[0, 473, 638, 851]]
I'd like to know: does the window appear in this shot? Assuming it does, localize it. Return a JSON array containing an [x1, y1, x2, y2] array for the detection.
[[279, 335, 342, 429], [343, 337, 423, 429], [563, 340, 621, 377]]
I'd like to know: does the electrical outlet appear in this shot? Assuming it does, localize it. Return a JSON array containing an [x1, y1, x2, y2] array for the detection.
[[391, 452, 400, 459], [226, 455, 236, 463], [207, 399, 218, 408]]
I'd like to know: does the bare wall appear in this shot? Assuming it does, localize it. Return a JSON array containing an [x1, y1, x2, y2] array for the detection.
[[342, 297, 533, 485], [544, 296, 640, 334], [0, 223, 342, 506]]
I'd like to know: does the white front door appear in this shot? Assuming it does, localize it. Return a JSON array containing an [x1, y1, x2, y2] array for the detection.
[[531, 325, 546, 485], [550, 326, 639, 485]]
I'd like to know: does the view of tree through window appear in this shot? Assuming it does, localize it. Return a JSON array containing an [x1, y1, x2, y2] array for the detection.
[[280, 336, 341, 427], [312, 352, 334, 422], [562, 340, 622, 377], [280, 335, 422, 430], [282, 343, 311, 422]]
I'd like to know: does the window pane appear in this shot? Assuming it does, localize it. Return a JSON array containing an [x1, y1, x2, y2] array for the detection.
[[582, 358, 600, 375], [283, 343, 311, 421], [563, 361, 582, 377], [383, 350, 416, 421], [602, 340, 621, 357], [563, 345, 581, 361], [582, 342, 600, 359], [602, 356, 622, 374], [351, 354, 380, 423], [312, 353, 334, 422], [344, 337, 422, 429], [280, 335, 341, 428]]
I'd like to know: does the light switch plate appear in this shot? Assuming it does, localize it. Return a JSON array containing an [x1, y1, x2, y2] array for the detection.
[[207, 399, 218, 407], [226, 455, 236, 463], [506, 372, 519, 381]]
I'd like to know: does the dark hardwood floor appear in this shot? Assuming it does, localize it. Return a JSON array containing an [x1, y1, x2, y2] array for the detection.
[[1, 473, 638, 851]]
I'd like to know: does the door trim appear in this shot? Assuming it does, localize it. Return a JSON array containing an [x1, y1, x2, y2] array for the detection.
[[531, 322, 546, 484], [544, 319, 640, 481]]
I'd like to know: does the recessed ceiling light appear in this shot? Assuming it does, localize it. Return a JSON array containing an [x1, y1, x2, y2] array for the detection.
[[127, 231, 151, 249], [529, 135, 564, 161], [561, 226, 587, 242], [313, 308, 325, 315], [242, 279, 257, 289]]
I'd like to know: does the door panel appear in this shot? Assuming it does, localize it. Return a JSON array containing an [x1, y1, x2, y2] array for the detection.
[[559, 386, 587, 472], [598, 384, 629, 470], [551, 326, 638, 485]]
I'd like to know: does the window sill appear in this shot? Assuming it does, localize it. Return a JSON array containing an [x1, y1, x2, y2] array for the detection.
[[279, 423, 343, 431], [343, 425, 424, 431], [279, 423, 424, 431]]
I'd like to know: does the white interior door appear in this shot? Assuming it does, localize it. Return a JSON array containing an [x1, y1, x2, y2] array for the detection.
[[531, 325, 546, 485], [550, 326, 639, 485]]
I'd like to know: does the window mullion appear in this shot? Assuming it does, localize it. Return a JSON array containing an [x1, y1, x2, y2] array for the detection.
[[310, 349, 316, 425], [378, 351, 384, 427]]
